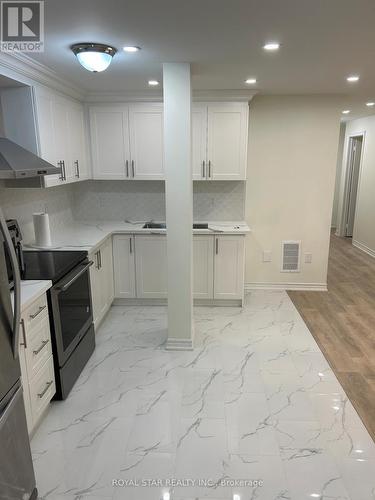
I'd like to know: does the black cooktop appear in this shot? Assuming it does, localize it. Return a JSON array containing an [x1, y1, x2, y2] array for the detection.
[[22, 250, 87, 283]]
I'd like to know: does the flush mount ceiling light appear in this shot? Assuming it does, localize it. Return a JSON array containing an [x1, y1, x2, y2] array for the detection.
[[263, 42, 280, 51], [346, 75, 359, 82], [342, 110, 351, 114], [148, 79, 159, 86], [366, 102, 375, 107], [71, 43, 117, 72], [245, 78, 257, 84], [123, 46, 141, 53]]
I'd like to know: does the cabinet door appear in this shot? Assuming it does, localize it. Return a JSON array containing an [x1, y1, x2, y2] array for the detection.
[[89, 251, 101, 326], [67, 102, 89, 181], [207, 103, 248, 180], [90, 106, 130, 179], [193, 236, 214, 299], [113, 235, 136, 298], [192, 105, 208, 180], [129, 104, 164, 179], [52, 96, 71, 182], [135, 235, 167, 298], [214, 236, 245, 300], [101, 237, 114, 308]]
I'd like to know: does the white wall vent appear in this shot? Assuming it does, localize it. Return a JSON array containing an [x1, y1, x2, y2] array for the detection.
[[281, 241, 301, 272]]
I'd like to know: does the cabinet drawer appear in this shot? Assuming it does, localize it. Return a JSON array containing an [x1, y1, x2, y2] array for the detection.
[[24, 316, 52, 379], [29, 357, 55, 422], [23, 294, 48, 332]]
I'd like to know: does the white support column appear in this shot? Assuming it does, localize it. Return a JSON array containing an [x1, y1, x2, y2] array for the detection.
[[163, 63, 194, 350]]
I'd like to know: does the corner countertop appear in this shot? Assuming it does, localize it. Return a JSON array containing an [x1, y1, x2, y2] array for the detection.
[[11, 280, 52, 311], [24, 220, 251, 254]]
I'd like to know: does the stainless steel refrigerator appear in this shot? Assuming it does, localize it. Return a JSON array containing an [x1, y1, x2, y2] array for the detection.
[[0, 208, 37, 500]]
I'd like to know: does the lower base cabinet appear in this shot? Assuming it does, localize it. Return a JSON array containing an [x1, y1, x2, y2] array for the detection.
[[19, 292, 56, 435], [112, 233, 245, 303], [89, 237, 114, 328]]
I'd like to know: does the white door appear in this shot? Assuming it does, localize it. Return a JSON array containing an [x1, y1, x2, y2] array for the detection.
[[52, 96, 71, 182], [90, 106, 130, 179], [214, 236, 245, 300], [345, 136, 363, 237], [135, 235, 168, 298], [207, 103, 248, 180], [192, 105, 208, 180], [129, 104, 164, 179], [67, 103, 88, 181], [193, 236, 214, 299], [33, 89, 61, 186], [112, 235, 136, 299]]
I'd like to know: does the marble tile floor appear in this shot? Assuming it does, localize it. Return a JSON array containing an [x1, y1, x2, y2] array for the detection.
[[31, 291, 375, 500]]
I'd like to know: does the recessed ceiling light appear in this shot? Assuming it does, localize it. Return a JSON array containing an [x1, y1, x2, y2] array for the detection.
[[245, 78, 257, 84], [342, 110, 351, 114], [148, 80, 159, 86], [346, 75, 359, 82], [263, 42, 280, 51], [123, 46, 140, 53], [71, 43, 117, 72], [366, 102, 375, 107]]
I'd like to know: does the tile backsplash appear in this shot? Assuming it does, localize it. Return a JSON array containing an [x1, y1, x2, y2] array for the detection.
[[0, 180, 245, 241]]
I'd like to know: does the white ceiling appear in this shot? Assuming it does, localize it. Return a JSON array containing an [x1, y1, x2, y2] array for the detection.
[[30, 0, 375, 114]]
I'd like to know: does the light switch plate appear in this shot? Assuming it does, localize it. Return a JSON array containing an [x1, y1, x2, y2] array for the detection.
[[263, 251, 272, 263], [305, 253, 313, 264]]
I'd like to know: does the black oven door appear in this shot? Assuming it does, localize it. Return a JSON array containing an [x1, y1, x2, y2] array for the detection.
[[50, 260, 93, 367]]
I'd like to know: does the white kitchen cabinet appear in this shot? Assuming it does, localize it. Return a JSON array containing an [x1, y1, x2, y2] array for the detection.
[[113, 235, 136, 298], [89, 106, 130, 180], [193, 102, 248, 181], [67, 102, 89, 181], [89, 237, 114, 328], [18, 292, 56, 435], [193, 235, 214, 299], [129, 104, 164, 179], [214, 235, 245, 300], [135, 235, 168, 298]]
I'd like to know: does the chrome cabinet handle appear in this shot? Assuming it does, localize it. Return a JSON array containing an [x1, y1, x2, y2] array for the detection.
[[208, 160, 212, 178], [37, 381, 53, 399], [33, 339, 49, 356], [202, 160, 206, 179], [74, 160, 80, 178], [95, 251, 100, 269], [29, 305, 46, 320], [99, 250, 102, 269], [129, 237, 133, 254], [20, 319, 27, 349], [131, 160, 135, 177], [126, 160, 129, 177], [57, 160, 64, 180], [215, 238, 219, 255], [61, 160, 67, 181]]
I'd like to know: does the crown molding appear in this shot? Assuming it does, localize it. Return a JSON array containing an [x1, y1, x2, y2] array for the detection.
[[0, 52, 84, 100], [84, 88, 257, 103]]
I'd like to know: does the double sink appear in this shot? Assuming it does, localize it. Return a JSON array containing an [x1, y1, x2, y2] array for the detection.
[[142, 222, 209, 230]]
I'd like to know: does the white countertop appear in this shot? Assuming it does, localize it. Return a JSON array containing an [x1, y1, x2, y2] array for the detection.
[[25, 220, 251, 254], [11, 280, 52, 311]]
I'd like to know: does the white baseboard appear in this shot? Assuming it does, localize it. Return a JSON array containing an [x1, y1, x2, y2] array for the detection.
[[352, 239, 375, 259], [165, 337, 194, 351], [245, 282, 328, 292]]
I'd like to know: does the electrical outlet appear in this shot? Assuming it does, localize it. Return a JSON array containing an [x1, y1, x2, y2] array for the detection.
[[305, 253, 313, 264], [263, 251, 272, 263]]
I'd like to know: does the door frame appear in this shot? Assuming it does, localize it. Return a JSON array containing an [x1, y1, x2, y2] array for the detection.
[[337, 131, 365, 238]]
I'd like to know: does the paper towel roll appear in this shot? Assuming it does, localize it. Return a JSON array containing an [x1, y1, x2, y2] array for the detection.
[[33, 213, 52, 247]]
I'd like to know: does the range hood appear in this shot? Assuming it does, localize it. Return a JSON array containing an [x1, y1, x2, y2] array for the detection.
[[0, 137, 61, 179]]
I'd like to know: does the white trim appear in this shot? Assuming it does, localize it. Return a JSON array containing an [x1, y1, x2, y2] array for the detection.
[[0, 52, 84, 100], [352, 239, 375, 259], [165, 337, 194, 351], [245, 282, 328, 291]]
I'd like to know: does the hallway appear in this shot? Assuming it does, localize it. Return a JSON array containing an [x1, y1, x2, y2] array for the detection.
[[289, 234, 375, 441]]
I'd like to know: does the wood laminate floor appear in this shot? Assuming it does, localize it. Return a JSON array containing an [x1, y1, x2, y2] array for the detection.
[[289, 233, 375, 441]]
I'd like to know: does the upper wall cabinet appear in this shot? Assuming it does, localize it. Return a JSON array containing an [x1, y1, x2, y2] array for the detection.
[[193, 102, 249, 181], [0, 85, 89, 187], [89, 104, 164, 180]]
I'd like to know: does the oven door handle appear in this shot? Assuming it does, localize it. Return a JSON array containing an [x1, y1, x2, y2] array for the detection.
[[54, 261, 93, 293], [0, 209, 21, 359]]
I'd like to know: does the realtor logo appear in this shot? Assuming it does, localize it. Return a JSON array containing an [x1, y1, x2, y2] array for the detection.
[[1, 0, 44, 52]]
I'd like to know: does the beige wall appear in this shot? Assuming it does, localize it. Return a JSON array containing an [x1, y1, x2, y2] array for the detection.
[[245, 95, 341, 288], [337, 115, 375, 256], [331, 122, 346, 228]]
